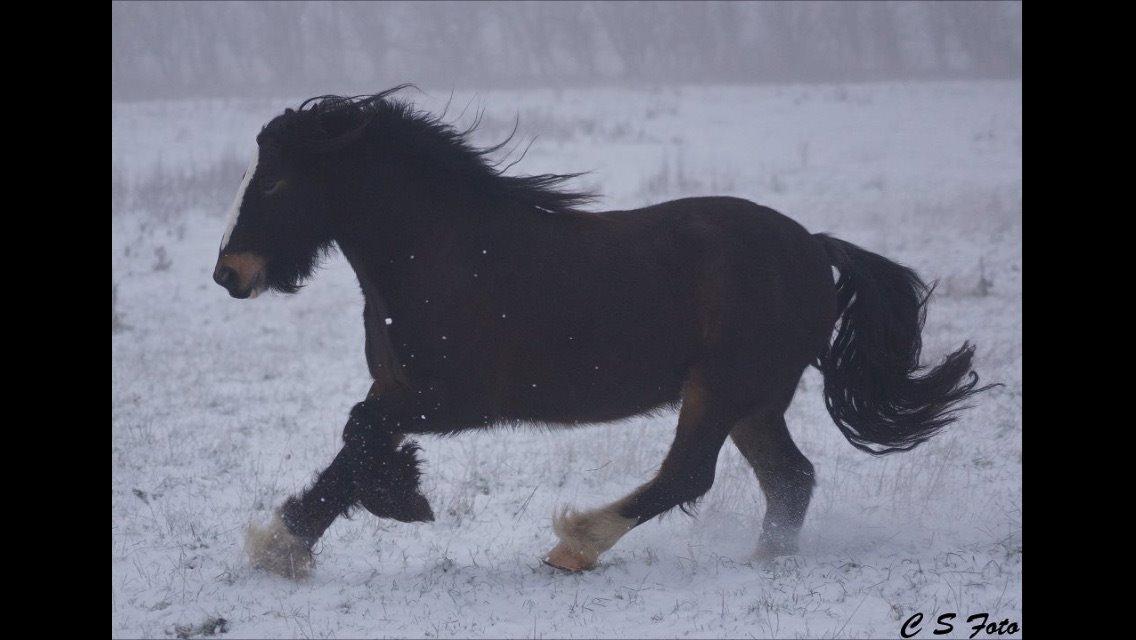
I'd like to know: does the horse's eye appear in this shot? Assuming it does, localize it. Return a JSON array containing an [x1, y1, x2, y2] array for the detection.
[[264, 179, 287, 196]]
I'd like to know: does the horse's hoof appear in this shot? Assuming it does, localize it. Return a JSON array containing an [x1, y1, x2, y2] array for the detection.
[[543, 542, 596, 572], [246, 512, 314, 580]]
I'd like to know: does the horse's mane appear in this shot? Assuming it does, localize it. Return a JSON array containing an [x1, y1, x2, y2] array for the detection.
[[264, 86, 595, 215]]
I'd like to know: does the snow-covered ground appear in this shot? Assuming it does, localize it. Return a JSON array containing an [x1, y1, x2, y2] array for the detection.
[[112, 81, 1022, 639]]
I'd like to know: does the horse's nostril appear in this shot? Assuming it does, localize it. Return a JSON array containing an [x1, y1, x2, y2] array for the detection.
[[214, 265, 237, 288]]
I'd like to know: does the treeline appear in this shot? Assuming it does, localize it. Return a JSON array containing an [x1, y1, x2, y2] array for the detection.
[[112, 1, 1021, 101]]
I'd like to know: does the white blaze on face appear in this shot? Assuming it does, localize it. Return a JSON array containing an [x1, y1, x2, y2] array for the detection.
[[219, 146, 260, 253]]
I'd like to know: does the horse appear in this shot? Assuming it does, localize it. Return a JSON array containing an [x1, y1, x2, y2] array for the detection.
[[213, 87, 992, 579]]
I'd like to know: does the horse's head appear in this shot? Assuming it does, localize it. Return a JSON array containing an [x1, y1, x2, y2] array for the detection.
[[213, 98, 371, 299]]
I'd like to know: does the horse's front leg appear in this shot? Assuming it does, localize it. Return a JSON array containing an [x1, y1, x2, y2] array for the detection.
[[246, 387, 436, 578], [246, 433, 358, 578]]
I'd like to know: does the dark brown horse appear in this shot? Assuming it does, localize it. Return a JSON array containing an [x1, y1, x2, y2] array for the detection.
[[214, 88, 991, 578]]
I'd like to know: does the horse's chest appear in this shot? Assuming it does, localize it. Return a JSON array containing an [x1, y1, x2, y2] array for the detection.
[[361, 295, 408, 390]]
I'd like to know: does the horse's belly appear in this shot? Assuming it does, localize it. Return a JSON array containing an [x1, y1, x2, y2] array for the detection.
[[496, 346, 687, 425]]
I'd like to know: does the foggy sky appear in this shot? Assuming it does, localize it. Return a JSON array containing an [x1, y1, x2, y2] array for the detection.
[[112, 1, 1021, 101]]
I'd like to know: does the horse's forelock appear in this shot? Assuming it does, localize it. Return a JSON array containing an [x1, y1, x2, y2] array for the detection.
[[275, 86, 418, 155]]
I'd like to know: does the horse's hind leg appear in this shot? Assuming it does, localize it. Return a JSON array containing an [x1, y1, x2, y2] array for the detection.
[[730, 410, 815, 559], [545, 369, 740, 571]]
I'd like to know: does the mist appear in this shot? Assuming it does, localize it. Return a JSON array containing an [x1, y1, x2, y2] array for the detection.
[[112, 1, 1021, 101]]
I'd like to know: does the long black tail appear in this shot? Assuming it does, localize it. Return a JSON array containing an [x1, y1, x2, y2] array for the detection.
[[814, 234, 994, 455]]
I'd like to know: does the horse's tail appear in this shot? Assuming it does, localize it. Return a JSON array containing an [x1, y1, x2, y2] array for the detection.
[[812, 234, 994, 455]]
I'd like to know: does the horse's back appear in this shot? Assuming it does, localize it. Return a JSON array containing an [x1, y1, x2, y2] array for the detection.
[[606, 196, 837, 370], [483, 195, 837, 423], [602, 195, 832, 294]]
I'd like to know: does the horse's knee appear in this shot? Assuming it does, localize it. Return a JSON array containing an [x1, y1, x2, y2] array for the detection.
[[342, 398, 398, 447], [343, 399, 374, 443]]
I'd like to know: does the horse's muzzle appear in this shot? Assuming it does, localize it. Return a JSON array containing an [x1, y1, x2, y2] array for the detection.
[[213, 252, 267, 299]]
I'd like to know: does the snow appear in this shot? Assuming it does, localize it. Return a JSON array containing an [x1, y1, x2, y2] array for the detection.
[[112, 80, 1021, 638]]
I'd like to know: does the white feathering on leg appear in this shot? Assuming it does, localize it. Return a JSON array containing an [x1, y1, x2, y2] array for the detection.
[[548, 503, 635, 570], [245, 512, 313, 579]]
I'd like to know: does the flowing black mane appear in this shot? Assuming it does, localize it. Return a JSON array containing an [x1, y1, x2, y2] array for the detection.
[[262, 86, 596, 216]]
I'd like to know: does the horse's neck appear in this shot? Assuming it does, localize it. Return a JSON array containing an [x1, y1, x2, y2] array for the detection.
[[334, 191, 569, 310], [336, 227, 408, 302], [337, 237, 411, 388], [335, 211, 466, 302]]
